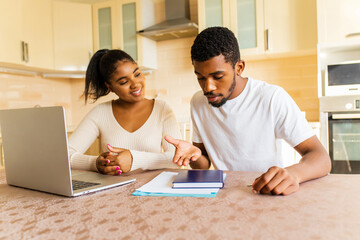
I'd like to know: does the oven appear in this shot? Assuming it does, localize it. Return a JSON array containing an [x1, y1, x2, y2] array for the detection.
[[320, 95, 360, 174]]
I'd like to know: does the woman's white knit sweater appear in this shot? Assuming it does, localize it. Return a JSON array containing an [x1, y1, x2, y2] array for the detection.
[[68, 99, 182, 172]]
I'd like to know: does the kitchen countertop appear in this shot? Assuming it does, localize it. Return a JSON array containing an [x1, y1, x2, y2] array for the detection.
[[0, 168, 359, 239]]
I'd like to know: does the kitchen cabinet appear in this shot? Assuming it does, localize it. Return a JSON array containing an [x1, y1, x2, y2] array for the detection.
[[0, 0, 54, 69], [0, 0, 22, 65], [198, 0, 317, 59], [317, 0, 360, 44], [92, 0, 157, 70], [52, 1, 93, 71]]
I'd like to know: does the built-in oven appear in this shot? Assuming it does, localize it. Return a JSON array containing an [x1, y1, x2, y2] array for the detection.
[[320, 95, 360, 174]]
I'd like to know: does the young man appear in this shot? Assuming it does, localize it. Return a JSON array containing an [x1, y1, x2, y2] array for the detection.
[[165, 27, 331, 196]]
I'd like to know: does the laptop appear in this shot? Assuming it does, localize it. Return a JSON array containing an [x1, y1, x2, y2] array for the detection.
[[0, 106, 136, 197]]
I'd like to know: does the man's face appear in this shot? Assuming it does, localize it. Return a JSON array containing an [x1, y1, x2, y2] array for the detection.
[[193, 55, 238, 108]]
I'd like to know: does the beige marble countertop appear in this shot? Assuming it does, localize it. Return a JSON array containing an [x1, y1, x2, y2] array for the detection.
[[0, 169, 359, 239]]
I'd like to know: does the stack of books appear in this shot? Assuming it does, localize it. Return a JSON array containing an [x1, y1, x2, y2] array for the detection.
[[172, 169, 224, 189], [132, 170, 225, 198]]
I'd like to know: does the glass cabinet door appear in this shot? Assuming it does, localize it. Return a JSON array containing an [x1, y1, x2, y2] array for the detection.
[[205, 0, 223, 28], [230, 0, 264, 56], [122, 2, 137, 61], [98, 7, 112, 49], [236, 0, 257, 49]]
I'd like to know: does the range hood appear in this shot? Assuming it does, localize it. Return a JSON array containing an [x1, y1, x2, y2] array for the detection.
[[137, 0, 198, 41]]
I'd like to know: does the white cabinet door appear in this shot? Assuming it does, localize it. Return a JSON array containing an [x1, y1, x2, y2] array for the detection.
[[263, 0, 317, 55], [0, 0, 23, 65], [22, 0, 54, 69], [53, 1, 93, 71], [317, 0, 360, 44], [0, 0, 53, 69]]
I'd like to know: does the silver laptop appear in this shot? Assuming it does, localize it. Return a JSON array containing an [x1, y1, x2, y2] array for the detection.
[[0, 106, 135, 197]]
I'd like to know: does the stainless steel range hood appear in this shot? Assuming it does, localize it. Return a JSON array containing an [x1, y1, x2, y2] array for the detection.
[[137, 0, 198, 41]]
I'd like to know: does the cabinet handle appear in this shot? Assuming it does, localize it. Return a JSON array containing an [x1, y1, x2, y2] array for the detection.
[[21, 41, 26, 62], [346, 32, 360, 38], [265, 29, 270, 51], [24, 42, 29, 63]]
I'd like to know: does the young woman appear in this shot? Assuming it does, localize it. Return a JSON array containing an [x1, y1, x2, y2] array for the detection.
[[68, 49, 181, 175]]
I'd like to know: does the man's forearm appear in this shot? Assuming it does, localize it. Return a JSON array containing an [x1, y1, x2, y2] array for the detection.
[[286, 150, 331, 184], [190, 155, 211, 169]]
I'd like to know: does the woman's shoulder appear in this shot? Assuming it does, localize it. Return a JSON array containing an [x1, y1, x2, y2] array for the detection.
[[153, 98, 175, 115], [85, 100, 113, 118]]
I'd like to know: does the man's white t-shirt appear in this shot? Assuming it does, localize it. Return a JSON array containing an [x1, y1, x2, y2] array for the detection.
[[191, 77, 315, 172]]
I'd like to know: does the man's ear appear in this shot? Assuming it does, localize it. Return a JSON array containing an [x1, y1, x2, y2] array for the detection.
[[235, 60, 245, 76]]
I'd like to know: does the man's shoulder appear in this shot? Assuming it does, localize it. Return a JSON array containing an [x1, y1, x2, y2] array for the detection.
[[248, 78, 284, 100], [249, 78, 281, 92], [191, 90, 206, 104]]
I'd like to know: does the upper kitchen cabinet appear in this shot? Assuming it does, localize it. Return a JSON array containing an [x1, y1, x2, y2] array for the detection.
[[0, 0, 54, 69], [92, 0, 157, 70], [198, 0, 230, 29], [0, 0, 22, 65], [198, 0, 317, 59], [262, 0, 317, 56], [52, 1, 93, 71], [317, 0, 360, 44]]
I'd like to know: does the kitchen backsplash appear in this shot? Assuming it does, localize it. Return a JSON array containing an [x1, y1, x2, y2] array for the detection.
[[0, 72, 73, 125]]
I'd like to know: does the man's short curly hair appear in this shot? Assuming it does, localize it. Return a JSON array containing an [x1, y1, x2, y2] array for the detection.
[[191, 27, 240, 68]]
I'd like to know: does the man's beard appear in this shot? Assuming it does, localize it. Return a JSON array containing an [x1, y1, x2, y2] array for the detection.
[[204, 74, 236, 108]]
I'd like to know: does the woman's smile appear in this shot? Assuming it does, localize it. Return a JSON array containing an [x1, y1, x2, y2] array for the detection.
[[131, 88, 142, 96]]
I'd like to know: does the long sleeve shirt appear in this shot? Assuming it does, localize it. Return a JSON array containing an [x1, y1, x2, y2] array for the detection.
[[68, 99, 182, 172]]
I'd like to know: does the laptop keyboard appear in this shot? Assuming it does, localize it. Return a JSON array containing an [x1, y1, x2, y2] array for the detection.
[[72, 180, 101, 191]]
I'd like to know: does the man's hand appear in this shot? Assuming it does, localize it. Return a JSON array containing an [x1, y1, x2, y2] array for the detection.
[[164, 135, 202, 166], [252, 166, 300, 196]]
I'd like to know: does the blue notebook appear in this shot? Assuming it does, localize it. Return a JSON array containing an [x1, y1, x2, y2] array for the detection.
[[172, 170, 224, 189]]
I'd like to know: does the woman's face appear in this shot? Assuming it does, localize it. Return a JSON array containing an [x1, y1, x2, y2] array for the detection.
[[106, 60, 146, 103]]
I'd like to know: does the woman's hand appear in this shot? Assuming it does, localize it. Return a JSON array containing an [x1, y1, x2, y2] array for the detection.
[[106, 144, 133, 173], [96, 144, 133, 175], [96, 151, 122, 175]]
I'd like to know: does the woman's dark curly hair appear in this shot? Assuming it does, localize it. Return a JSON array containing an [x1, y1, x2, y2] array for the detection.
[[191, 27, 240, 68], [84, 49, 135, 103]]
